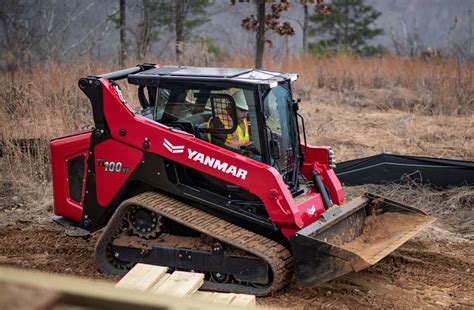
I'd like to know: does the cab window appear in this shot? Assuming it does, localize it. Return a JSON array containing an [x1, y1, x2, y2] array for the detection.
[[153, 82, 262, 159]]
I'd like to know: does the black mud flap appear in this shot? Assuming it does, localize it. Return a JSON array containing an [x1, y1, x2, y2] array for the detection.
[[290, 193, 435, 287]]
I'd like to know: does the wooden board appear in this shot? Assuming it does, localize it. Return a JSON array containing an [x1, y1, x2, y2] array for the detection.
[[193, 291, 215, 301], [230, 294, 256, 307], [149, 273, 170, 292], [115, 264, 168, 291], [210, 292, 237, 304], [0, 283, 62, 310], [194, 291, 255, 307], [0, 266, 231, 310], [115, 264, 256, 307], [153, 271, 204, 297]]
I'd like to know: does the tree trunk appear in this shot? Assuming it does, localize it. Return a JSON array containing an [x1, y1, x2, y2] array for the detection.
[[343, 3, 349, 49], [303, 3, 308, 53], [255, 1, 265, 69], [175, 0, 185, 64], [139, 0, 151, 59], [119, 0, 127, 66]]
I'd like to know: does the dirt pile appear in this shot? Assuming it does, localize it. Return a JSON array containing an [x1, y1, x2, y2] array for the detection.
[[344, 183, 474, 241], [341, 212, 432, 263]]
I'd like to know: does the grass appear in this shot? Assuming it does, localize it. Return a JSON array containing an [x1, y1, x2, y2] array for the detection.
[[224, 53, 474, 115], [0, 53, 473, 209]]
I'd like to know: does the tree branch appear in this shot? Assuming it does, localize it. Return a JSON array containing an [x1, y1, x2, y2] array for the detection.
[[60, 9, 118, 58]]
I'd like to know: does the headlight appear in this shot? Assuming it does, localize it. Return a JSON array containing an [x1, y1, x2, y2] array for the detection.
[[328, 148, 336, 169]]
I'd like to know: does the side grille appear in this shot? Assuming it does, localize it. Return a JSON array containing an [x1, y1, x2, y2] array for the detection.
[[67, 155, 85, 203]]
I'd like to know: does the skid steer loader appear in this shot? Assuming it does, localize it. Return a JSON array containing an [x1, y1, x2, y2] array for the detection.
[[51, 64, 434, 295]]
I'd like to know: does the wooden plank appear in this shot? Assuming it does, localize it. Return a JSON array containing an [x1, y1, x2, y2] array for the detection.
[[149, 273, 170, 292], [0, 266, 236, 310], [230, 294, 256, 307], [115, 265, 256, 307], [115, 264, 168, 291], [0, 283, 63, 310], [210, 293, 237, 304], [193, 291, 215, 301], [153, 271, 204, 297], [196, 291, 255, 307]]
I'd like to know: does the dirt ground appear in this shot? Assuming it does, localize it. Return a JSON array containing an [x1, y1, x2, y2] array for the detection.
[[0, 185, 472, 309], [0, 100, 473, 309]]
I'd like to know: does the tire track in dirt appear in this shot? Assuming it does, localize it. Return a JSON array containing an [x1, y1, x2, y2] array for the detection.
[[260, 239, 474, 309], [0, 222, 472, 308], [0, 223, 117, 282]]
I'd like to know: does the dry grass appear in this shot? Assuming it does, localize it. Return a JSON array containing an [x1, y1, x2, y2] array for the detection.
[[301, 96, 474, 161], [0, 54, 473, 210], [224, 54, 474, 115]]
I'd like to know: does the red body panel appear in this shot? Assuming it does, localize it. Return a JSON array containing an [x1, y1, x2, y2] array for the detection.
[[301, 145, 344, 205], [96, 78, 342, 238], [94, 139, 143, 206], [50, 131, 91, 222]]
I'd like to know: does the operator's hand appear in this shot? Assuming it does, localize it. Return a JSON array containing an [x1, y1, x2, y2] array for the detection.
[[240, 142, 260, 156]]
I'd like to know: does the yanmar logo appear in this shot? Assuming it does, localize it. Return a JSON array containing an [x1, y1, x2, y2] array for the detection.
[[187, 149, 248, 180], [307, 205, 316, 215], [162, 139, 248, 180], [163, 138, 184, 153]]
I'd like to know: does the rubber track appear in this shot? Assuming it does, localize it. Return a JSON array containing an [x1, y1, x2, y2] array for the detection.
[[117, 191, 293, 295]]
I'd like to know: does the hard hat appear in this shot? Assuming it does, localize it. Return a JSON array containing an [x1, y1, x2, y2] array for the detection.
[[232, 89, 249, 111]]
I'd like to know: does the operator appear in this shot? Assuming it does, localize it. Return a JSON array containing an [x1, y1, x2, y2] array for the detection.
[[208, 89, 255, 156]]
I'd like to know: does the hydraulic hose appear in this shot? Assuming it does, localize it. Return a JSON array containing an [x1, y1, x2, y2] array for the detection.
[[310, 170, 332, 210]]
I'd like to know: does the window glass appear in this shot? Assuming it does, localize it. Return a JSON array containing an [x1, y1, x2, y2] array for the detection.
[[154, 83, 262, 160], [263, 84, 297, 180]]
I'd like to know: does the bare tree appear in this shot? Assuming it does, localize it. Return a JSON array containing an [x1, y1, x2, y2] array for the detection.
[[231, 0, 329, 68], [446, 10, 474, 61], [390, 19, 424, 57], [0, 1, 51, 59], [0, 0, 56, 81], [302, 1, 309, 53], [136, 0, 153, 59], [286, 1, 319, 54], [175, 0, 185, 63], [172, 0, 210, 64], [119, 0, 127, 66], [123, 0, 209, 63], [255, 1, 266, 68], [0, 0, 114, 70], [111, 0, 154, 60]]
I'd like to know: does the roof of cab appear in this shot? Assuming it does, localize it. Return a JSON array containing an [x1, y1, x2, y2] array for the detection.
[[127, 66, 298, 87]]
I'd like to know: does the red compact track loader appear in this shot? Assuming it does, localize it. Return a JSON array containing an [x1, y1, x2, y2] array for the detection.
[[51, 64, 434, 295]]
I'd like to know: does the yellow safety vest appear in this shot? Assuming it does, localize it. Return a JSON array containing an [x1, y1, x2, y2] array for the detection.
[[208, 110, 250, 146]]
